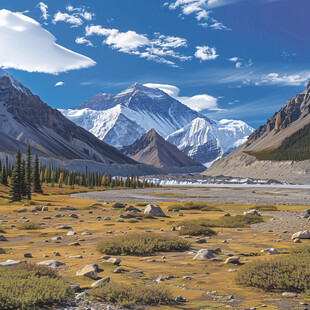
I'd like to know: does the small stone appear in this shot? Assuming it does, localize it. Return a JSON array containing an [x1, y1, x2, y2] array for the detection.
[[107, 258, 121, 265], [282, 292, 297, 298], [24, 253, 32, 258], [175, 295, 186, 302], [67, 231, 77, 236], [224, 256, 240, 264], [69, 214, 79, 219], [114, 268, 121, 273], [91, 277, 110, 287]]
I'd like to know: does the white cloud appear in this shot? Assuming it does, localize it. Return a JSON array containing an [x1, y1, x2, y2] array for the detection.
[[52, 7, 94, 27], [55, 81, 64, 86], [227, 57, 252, 68], [85, 25, 191, 67], [257, 73, 310, 86], [76, 36, 93, 47], [166, 0, 233, 30], [144, 83, 219, 111], [0, 9, 95, 74], [195, 46, 218, 61], [38, 2, 48, 20]]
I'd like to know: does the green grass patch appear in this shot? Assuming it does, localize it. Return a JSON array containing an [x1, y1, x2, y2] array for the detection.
[[236, 249, 310, 293], [179, 224, 216, 236], [180, 214, 263, 229], [251, 205, 278, 211], [91, 281, 174, 307], [18, 222, 41, 230], [96, 232, 190, 256], [0, 263, 72, 309], [170, 202, 220, 211]]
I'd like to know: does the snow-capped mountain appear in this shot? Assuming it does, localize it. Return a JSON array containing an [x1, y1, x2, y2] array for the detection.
[[61, 83, 214, 147], [61, 83, 253, 165], [0, 69, 160, 176], [166, 118, 254, 166]]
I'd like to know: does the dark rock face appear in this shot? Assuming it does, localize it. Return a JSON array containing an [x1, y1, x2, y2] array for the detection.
[[121, 129, 205, 173], [0, 73, 137, 165], [247, 82, 310, 144]]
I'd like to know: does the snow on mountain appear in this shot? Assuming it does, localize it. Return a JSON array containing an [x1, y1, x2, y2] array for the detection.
[[61, 83, 253, 165], [166, 118, 254, 165], [61, 83, 214, 147]]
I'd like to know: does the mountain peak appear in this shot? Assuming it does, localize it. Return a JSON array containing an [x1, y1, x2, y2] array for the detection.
[[121, 129, 205, 173], [0, 68, 29, 94]]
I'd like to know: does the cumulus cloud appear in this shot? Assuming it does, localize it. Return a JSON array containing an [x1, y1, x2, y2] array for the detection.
[[195, 46, 218, 61], [144, 83, 219, 111], [0, 9, 95, 74], [85, 25, 191, 67], [38, 2, 48, 20], [55, 81, 64, 86], [76, 36, 93, 47], [165, 0, 234, 30], [52, 6, 94, 27]]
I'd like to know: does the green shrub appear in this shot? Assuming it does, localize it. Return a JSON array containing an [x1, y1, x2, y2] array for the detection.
[[179, 224, 216, 236], [0, 263, 72, 309], [251, 205, 278, 211], [91, 281, 174, 307], [18, 222, 41, 230], [180, 214, 263, 229], [236, 250, 310, 293], [170, 202, 220, 211], [96, 233, 190, 256]]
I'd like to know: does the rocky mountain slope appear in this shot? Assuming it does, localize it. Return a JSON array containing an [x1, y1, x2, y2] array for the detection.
[[204, 83, 310, 184], [61, 83, 253, 165], [0, 69, 160, 176], [121, 129, 205, 173]]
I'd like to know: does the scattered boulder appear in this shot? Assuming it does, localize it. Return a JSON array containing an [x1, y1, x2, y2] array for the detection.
[[107, 258, 121, 265], [81, 231, 92, 236], [113, 203, 125, 209], [67, 231, 77, 236], [294, 238, 301, 243], [69, 242, 80, 246], [193, 249, 215, 261], [144, 205, 166, 217], [66, 206, 77, 211], [282, 292, 297, 298], [91, 277, 110, 287], [175, 295, 186, 302], [0, 259, 25, 266], [0, 235, 7, 242], [69, 214, 78, 219], [292, 230, 310, 239], [76, 264, 98, 279], [261, 248, 279, 255], [125, 205, 140, 212], [244, 209, 260, 216], [56, 225, 72, 230], [301, 209, 310, 219], [24, 253, 32, 258], [17, 208, 27, 213], [224, 256, 240, 264], [52, 236, 62, 241], [0, 248, 5, 254], [37, 260, 65, 268]]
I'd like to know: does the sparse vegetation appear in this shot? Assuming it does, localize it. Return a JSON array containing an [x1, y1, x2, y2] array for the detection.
[[179, 224, 216, 236], [170, 202, 220, 211], [91, 281, 174, 307], [18, 222, 41, 230], [236, 249, 310, 293], [180, 214, 263, 229], [96, 233, 190, 256], [0, 263, 72, 310], [251, 205, 278, 211]]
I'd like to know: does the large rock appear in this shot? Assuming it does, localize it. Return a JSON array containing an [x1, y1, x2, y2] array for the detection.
[[244, 209, 260, 216], [193, 249, 215, 261], [91, 277, 110, 287], [291, 230, 310, 239], [0, 259, 25, 266], [76, 264, 99, 279], [37, 260, 65, 268], [144, 205, 166, 217], [301, 209, 310, 219], [107, 258, 121, 265], [0, 235, 7, 241], [224, 256, 240, 264]]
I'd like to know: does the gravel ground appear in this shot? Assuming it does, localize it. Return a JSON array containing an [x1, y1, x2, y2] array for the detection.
[[252, 210, 310, 232], [72, 186, 310, 206]]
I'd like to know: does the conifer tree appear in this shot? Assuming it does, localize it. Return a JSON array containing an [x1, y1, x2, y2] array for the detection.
[[10, 149, 23, 201], [1, 167, 8, 186], [32, 154, 43, 194], [25, 143, 32, 200]]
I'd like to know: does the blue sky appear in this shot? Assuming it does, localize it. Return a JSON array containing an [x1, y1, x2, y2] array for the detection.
[[0, 0, 309, 128]]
